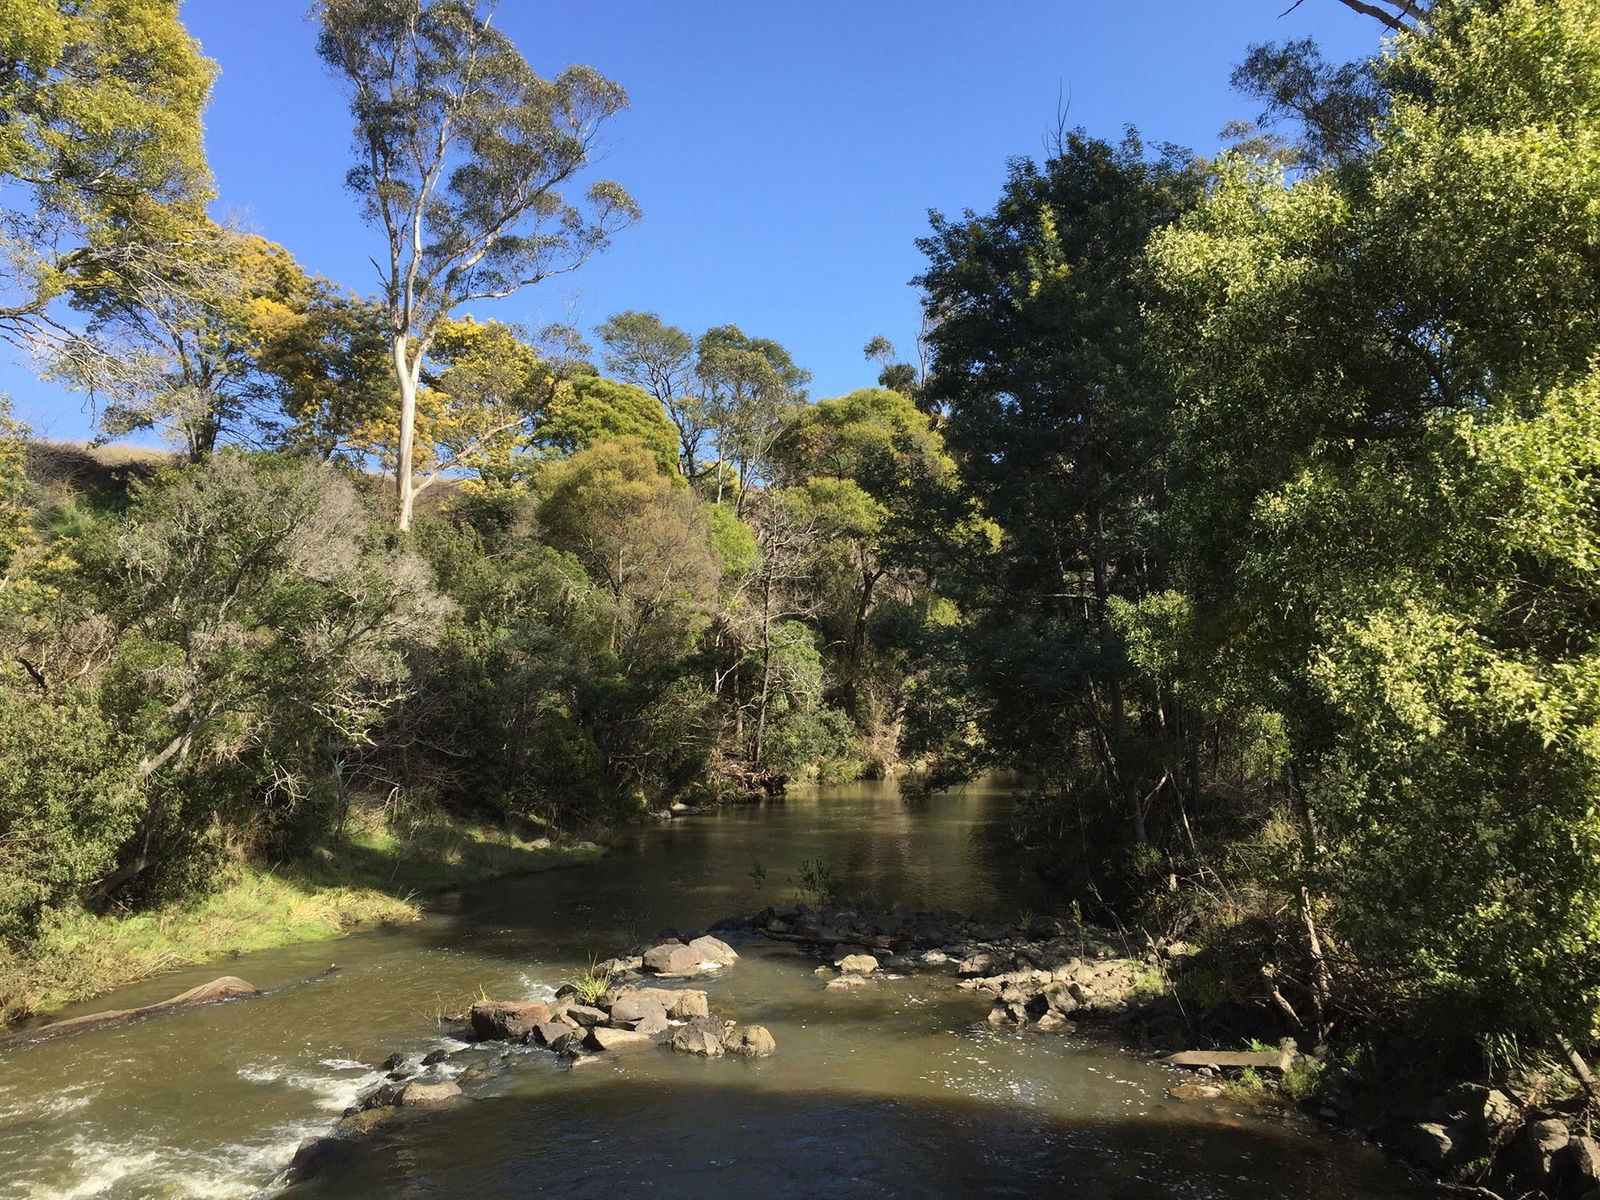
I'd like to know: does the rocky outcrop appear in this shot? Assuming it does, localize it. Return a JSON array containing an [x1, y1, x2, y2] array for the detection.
[[713, 903, 1158, 1031]]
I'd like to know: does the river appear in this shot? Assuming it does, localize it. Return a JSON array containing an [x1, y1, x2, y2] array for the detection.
[[0, 778, 1433, 1199]]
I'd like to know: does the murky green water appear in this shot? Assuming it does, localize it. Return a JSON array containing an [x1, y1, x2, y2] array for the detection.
[[0, 779, 1432, 1199]]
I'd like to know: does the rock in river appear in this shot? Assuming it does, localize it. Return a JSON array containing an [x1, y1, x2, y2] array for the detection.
[[397, 1080, 462, 1106], [668, 1016, 727, 1058], [722, 1024, 776, 1057], [642, 942, 703, 977], [470, 1000, 552, 1041]]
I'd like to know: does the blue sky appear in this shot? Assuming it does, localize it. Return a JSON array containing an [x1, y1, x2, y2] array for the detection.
[[7, 0, 1387, 443]]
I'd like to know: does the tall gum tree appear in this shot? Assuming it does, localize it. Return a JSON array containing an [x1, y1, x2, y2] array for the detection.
[[316, 0, 639, 529]]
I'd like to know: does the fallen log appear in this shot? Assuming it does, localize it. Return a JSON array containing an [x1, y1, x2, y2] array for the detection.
[[1161, 1048, 1293, 1072], [0, 975, 261, 1052]]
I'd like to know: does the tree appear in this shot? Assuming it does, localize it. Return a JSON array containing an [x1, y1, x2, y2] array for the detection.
[[53, 219, 315, 460], [536, 438, 718, 668], [774, 387, 955, 723], [535, 375, 680, 475], [0, 0, 214, 350], [915, 130, 1201, 845], [255, 286, 395, 462], [0, 453, 444, 910], [317, 0, 639, 529], [595, 311, 705, 477], [862, 331, 926, 401], [696, 324, 809, 512], [1147, 0, 1600, 1038], [339, 314, 553, 495]]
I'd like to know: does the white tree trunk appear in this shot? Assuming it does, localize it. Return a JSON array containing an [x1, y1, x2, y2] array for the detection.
[[393, 334, 417, 531]]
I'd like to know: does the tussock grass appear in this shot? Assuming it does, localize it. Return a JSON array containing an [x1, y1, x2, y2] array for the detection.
[[0, 808, 602, 1026]]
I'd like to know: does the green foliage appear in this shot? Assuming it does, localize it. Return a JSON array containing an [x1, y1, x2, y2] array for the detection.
[[1135, 0, 1600, 1040], [0, 452, 443, 924], [0, 0, 215, 340], [538, 375, 680, 475]]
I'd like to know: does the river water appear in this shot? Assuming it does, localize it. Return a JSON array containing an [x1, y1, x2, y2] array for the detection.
[[0, 779, 1434, 1199]]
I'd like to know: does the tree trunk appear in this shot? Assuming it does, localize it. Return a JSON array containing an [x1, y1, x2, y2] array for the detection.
[[845, 566, 880, 721], [393, 334, 417, 531]]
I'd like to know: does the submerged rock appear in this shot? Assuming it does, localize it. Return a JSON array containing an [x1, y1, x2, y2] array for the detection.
[[825, 974, 871, 991]]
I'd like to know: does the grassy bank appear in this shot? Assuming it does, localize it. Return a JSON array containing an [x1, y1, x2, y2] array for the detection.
[[0, 806, 603, 1026]]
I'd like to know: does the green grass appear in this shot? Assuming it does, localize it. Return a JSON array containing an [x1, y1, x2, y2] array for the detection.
[[0, 807, 603, 1026], [563, 955, 614, 1005]]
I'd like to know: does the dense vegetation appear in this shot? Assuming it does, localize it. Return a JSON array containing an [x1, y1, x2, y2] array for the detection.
[[1, 0, 1598, 1104], [906, 0, 1600, 1079]]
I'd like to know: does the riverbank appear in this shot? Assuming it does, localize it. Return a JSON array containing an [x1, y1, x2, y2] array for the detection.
[[0, 806, 603, 1027]]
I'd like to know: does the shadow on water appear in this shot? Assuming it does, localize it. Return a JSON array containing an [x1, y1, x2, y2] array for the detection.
[[405, 781, 1060, 970], [284, 1075, 1438, 1200]]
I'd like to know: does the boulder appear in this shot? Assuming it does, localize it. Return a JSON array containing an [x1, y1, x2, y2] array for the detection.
[[668, 990, 710, 1019], [470, 1000, 552, 1041], [643, 943, 703, 977], [1561, 1136, 1600, 1195], [723, 1024, 776, 1057], [397, 1080, 462, 1106], [1043, 984, 1079, 1015], [563, 1003, 609, 1027], [587, 1026, 655, 1052], [958, 953, 996, 977], [544, 1027, 587, 1054], [609, 994, 669, 1026], [837, 954, 879, 976], [358, 1083, 401, 1111], [688, 935, 739, 967], [335, 1107, 396, 1136], [1517, 1118, 1572, 1189], [1160, 1049, 1287, 1072], [1396, 1122, 1457, 1174], [634, 1012, 671, 1035], [668, 1016, 726, 1057], [532, 1021, 572, 1047]]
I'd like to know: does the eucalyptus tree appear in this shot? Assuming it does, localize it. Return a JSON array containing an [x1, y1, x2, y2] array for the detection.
[[595, 311, 705, 478], [696, 324, 809, 513], [317, 0, 638, 529]]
